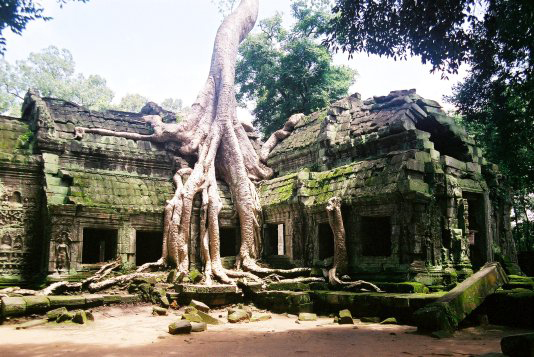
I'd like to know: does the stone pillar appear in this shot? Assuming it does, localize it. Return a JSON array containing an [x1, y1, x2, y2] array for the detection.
[[117, 221, 135, 268]]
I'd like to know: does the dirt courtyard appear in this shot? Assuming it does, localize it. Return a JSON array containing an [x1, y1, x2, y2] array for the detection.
[[0, 304, 527, 357]]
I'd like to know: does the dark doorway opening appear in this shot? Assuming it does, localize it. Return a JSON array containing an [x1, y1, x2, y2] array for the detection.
[[318, 223, 334, 260], [82, 228, 117, 264], [361, 216, 392, 256], [464, 192, 486, 269], [264, 223, 285, 256], [136, 231, 162, 266], [220, 227, 237, 257]]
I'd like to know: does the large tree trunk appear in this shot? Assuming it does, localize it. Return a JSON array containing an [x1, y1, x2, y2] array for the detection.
[[76, 0, 308, 284]]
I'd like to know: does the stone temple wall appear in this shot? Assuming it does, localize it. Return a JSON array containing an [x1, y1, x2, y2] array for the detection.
[[0, 89, 519, 286], [0, 115, 43, 286]]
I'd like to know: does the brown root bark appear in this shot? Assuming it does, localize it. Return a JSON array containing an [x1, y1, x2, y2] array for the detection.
[[40, 257, 122, 295], [67, 0, 314, 288], [326, 197, 382, 292]]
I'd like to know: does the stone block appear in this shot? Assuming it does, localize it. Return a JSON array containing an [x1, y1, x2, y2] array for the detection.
[[47, 307, 68, 320], [152, 306, 168, 316], [84, 294, 104, 307], [191, 321, 207, 332], [298, 312, 317, 321], [228, 310, 250, 323], [338, 309, 353, 324], [168, 320, 192, 335], [1, 296, 26, 317], [197, 311, 224, 325], [501, 333, 534, 357], [72, 310, 88, 324], [414, 262, 507, 333], [14, 319, 47, 330], [23, 296, 50, 313], [103, 295, 122, 304], [49, 295, 86, 308], [251, 313, 272, 322], [190, 299, 210, 313], [182, 312, 203, 323]]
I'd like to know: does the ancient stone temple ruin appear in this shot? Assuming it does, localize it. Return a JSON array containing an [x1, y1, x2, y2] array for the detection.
[[0, 89, 517, 287]]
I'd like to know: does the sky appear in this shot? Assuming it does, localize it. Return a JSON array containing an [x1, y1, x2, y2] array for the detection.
[[3, 0, 466, 114]]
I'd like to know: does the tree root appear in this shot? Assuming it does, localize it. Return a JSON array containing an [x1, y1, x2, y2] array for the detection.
[[87, 272, 165, 292], [326, 197, 382, 292], [40, 257, 122, 295]]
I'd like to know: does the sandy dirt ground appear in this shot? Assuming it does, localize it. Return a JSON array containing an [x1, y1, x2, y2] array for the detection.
[[0, 304, 529, 357]]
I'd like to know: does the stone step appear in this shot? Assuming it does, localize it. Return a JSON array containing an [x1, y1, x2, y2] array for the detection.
[[413, 262, 508, 334]]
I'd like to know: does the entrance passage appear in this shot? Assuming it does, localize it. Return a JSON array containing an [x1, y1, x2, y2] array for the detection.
[[361, 216, 392, 256], [136, 231, 162, 266], [82, 228, 117, 264], [464, 192, 486, 269], [220, 227, 237, 257], [264, 223, 285, 256], [318, 223, 334, 260]]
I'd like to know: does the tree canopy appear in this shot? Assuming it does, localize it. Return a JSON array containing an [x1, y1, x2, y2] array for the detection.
[[0, 46, 186, 118], [236, 0, 356, 137], [0, 45, 113, 114], [0, 0, 88, 55], [325, 0, 533, 250]]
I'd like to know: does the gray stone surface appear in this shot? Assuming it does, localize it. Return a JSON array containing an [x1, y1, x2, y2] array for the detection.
[[168, 320, 192, 335]]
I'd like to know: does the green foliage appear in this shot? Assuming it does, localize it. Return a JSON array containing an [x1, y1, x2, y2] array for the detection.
[[325, 0, 533, 251], [160, 97, 183, 112], [113, 93, 149, 113], [0, 46, 114, 115], [0, 0, 89, 55], [236, 1, 356, 137]]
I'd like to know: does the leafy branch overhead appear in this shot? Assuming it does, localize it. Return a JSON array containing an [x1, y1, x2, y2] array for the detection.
[[0, 0, 89, 55], [236, 0, 356, 137]]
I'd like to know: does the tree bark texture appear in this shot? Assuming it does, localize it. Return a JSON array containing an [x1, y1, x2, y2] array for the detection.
[[75, 0, 308, 284]]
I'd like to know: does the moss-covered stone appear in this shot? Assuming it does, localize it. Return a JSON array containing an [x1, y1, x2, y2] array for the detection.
[[47, 307, 68, 321], [380, 317, 398, 324], [228, 309, 250, 323], [197, 310, 224, 325], [23, 296, 50, 313], [48, 295, 86, 308], [338, 309, 353, 324], [168, 320, 192, 334], [182, 312, 203, 323], [298, 312, 317, 321], [1, 296, 26, 317]]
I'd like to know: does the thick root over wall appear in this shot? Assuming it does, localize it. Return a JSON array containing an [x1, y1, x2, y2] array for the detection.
[[60, 1, 377, 292]]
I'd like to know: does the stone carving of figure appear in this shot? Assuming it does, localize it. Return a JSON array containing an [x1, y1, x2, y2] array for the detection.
[[55, 232, 71, 274], [12, 234, 23, 250], [0, 233, 11, 250]]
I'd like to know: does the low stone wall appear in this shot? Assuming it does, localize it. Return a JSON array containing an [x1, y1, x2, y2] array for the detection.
[[0, 294, 139, 319]]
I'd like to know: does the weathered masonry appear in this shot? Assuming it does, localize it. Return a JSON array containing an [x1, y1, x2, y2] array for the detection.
[[0, 89, 519, 286]]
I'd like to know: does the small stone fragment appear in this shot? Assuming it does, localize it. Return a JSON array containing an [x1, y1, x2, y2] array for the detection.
[[56, 311, 75, 322], [338, 309, 354, 324], [197, 311, 224, 325], [251, 313, 272, 322], [182, 313, 203, 323], [380, 317, 398, 325], [501, 333, 534, 357], [86, 311, 95, 321], [228, 310, 250, 323], [166, 269, 177, 283], [190, 321, 207, 332], [184, 306, 198, 314], [168, 320, 192, 335], [46, 307, 68, 321], [298, 313, 317, 321], [190, 299, 210, 313], [15, 319, 47, 329], [153, 306, 168, 316], [72, 310, 88, 324]]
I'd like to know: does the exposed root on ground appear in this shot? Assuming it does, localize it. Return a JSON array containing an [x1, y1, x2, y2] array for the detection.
[[40, 257, 122, 295]]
